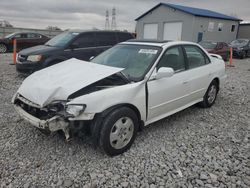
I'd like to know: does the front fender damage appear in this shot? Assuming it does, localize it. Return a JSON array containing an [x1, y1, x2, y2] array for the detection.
[[14, 105, 70, 140]]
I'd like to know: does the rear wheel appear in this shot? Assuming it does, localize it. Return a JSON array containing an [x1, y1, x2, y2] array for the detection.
[[99, 107, 139, 156], [199, 80, 218, 108], [224, 52, 229, 61], [0, 43, 7, 53], [240, 51, 246, 59]]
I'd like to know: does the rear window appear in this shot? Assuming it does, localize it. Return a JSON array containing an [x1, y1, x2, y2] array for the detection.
[[117, 33, 133, 42]]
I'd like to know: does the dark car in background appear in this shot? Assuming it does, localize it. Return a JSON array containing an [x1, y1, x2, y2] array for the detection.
[[0, 32, 49, 53], [199, 41, 230, 61], [16, 30, 134, 73], [230, 39, 250, 59]]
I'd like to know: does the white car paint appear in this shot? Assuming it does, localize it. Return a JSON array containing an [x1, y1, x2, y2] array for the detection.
[[17, 58, 123, 107], [12, 41, 226, 134]]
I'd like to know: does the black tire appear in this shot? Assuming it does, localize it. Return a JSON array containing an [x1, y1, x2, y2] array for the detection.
[[199, 80, 219, 108], [240, 51, 246, 59], [0, 43, 7, 53], [99, 107, 139, 156], [224, 52, 229, 61]]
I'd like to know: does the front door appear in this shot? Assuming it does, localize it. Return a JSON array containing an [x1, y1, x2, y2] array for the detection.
[[147, 46, 190, 123], [64, 33, 97, 61]]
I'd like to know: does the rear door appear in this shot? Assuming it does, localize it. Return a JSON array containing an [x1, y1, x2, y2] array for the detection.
[[183, 45, 213, 101], [215, 42, 225, 57], [26, 33, 43, 47]]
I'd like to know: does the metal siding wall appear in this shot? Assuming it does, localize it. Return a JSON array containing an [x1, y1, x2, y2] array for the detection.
[[192, 17, 238, 43], [135, 6, 194, 41], [238, 25, 250, 39], [0, 27, 62, 38], [135, 5, 239, 43]]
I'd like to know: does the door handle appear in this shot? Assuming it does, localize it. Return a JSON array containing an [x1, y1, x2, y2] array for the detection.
[[183, 81, 189, 84]]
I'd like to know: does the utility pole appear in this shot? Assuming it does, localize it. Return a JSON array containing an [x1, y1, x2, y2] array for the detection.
[[105, 10, 110, 30], [111, 7, 116, 30]]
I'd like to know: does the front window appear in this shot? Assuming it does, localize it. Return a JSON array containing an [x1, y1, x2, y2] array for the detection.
[[199, 41, 217, 49], [45, 31, 79, 47], [92, 44, 161, 81], [4, 33, 16, 39], [157, 46, 185, 72]]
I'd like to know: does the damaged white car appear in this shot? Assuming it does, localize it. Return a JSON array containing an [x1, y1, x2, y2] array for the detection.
[[12, 40, 226, 156]]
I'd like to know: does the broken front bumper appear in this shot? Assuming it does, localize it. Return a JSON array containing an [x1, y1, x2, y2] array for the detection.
[[14, 105, 70, 139]]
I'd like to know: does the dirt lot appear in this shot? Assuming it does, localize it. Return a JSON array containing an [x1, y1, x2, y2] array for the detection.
[[0, 54, 249, 188]]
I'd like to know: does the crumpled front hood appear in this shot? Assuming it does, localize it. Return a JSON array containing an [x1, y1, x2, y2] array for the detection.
[[17, 58, 123, 107]]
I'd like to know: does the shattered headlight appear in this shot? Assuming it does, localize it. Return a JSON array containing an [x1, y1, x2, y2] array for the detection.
[[66, 104, 86, 117]]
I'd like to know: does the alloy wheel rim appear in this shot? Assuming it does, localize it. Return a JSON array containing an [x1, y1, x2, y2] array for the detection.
[[0, 44, 7, 53], [110, 117, 134, 149], [208, 85, 217, 104]]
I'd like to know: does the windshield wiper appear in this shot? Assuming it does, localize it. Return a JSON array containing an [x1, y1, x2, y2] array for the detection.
[[119, 72, 131, 83]]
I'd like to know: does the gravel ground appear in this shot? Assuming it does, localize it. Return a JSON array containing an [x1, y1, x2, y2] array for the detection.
[[0, 54, 249, 188]]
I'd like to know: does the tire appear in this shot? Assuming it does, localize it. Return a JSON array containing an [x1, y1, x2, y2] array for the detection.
[[224, 52, 229, 61], [240, 51, 246, 59], [99, 107, 139, 156], [199, 80, 219, 108], [0, 43, 7, 53]]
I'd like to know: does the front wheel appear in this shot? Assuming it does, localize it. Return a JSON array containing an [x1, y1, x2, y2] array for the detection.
[[199, 80, 218, 108], [99, 107, 139, 156], [0, 43, 7, 53]]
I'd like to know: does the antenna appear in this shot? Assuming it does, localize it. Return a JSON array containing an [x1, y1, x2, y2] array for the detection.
[[111, 7, 116, 30], [105, 10, 110, 30]]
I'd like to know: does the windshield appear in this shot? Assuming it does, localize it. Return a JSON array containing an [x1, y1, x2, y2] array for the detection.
[[92, 44, 161, 81], [199, 41, 217, 49], [230, 39, 249, 46], [4, 33, 16, 39], [45, 31, 80, 47]]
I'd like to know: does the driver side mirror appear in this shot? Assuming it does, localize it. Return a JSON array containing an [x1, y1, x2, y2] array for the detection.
[[156, 67, 174, 79]]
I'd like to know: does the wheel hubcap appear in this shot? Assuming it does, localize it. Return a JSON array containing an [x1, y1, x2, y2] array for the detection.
[[110, 117, 134, 149], [0, 44, 6, 53], [208, 85, 217, 104]]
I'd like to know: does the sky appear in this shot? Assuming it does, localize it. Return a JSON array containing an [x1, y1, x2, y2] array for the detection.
[[0, 0, 249, 32]]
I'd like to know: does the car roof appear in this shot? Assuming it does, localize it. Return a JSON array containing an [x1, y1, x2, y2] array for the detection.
[[66, 29, 132, 34], [122, 39, 198, 48], [11, 32, 45, 36]]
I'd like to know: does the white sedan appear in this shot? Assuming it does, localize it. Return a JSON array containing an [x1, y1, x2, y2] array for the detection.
[[12, 40, 226, 156]]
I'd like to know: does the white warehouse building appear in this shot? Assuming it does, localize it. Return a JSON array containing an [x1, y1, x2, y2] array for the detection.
[[135, 3, 242, 43]]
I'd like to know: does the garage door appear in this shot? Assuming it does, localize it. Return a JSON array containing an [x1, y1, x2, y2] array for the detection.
[[143, 23, 158, 39], [163, 22, 182, 40]]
